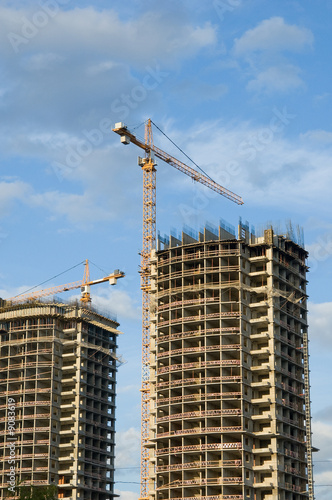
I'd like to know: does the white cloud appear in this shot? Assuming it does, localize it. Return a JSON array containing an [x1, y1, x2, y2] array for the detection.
[[301, 129, 332, 144], [178, 22, 216, 52], [233, 17, 313, 94], [29, 190, 113, 226], [86, 61, 118, 76], [0, 6, 216, 63], [0, 6, 217, 232], [117, 384, 140, 395], [0, 174, 132, 227], [308, 302, 332, 348], [247, 64, 304, 93], [22, 52, 65, 71], [312, 419, 332, 499], [312, 481, 332, 500], [0, 286, 29, 300], [0, 180, 31, 218], [115, 490, 139, 500], [4, 115, 332, 228], [313, 420, 332, 454], [2, 141, 143, 227], [234, 17, 313, 55], [314, 92, 331, 104], [314, 406, 332, 425], [175, 119, 332, 212], [0, 5, 216, 157], [92, 289, 141, 321], [115, 427, 140, 468], [306, 231, 332, 273]]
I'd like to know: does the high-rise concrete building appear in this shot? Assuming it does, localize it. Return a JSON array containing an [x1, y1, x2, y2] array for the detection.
[[149, 222, 313, 500], [0, 300, 120, 500]]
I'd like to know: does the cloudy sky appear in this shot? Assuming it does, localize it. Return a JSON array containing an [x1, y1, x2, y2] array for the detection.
[[1, 0, 332, 497]]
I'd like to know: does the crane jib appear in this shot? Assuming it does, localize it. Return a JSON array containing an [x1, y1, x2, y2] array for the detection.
[[112, 123, 244, 205]]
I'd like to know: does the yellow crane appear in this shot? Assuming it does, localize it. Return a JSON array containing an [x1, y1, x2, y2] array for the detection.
[[113, 119, 243, 499], [6, 259, 125, 305]]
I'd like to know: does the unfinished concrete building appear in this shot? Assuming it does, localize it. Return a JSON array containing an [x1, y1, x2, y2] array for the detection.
[[149, 222, 313, 500], [0, 300, 120, 500]]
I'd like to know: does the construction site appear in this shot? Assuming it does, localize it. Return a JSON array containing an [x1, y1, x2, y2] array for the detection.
[[0, 120, 315, 500]]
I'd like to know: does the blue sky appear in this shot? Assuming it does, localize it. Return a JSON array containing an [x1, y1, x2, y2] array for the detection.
[[1, 0, 332, 497]]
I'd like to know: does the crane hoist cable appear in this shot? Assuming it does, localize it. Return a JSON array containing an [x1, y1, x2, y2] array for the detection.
[[11, 260, 86, 299], [150, 119, 214, 181]]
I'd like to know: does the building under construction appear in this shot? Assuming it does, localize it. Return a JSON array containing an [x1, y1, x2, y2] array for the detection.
[[0, 300, 120, 500], [148, 222, 313, 500]]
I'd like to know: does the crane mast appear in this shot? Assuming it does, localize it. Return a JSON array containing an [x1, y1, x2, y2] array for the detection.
[[113, 119, 243, 499], [140, 122, 156, 498]]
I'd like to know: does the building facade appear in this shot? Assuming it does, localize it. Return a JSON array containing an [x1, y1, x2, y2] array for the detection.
[[0, 301, 120, 500], [149, 223, 313, 500]]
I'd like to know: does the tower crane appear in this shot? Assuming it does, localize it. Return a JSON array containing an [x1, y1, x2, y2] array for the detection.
[[5, 259, 125, 305], [113, 119, 243, 500]]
